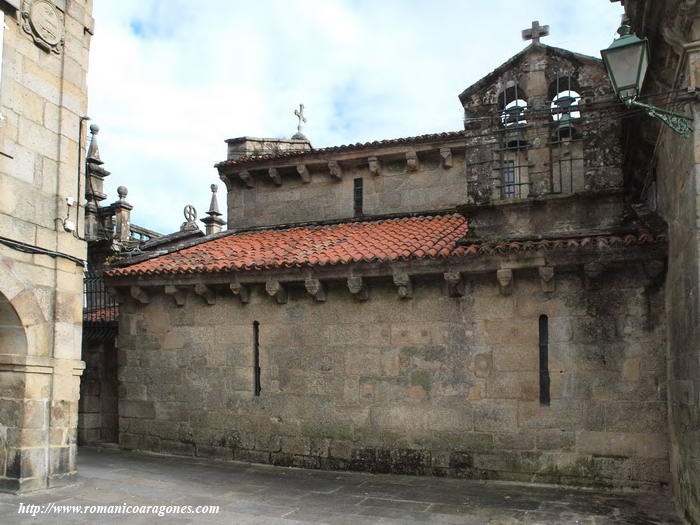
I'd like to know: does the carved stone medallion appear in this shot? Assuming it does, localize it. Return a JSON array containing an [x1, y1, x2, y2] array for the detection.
[[22, 0, 64, 54]]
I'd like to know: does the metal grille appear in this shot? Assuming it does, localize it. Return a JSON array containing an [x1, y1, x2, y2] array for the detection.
[[83, 271, 118, 343], [550, 75, 584, 194]]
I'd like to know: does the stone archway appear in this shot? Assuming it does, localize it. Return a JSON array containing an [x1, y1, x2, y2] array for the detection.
[[0, 292, 27, 353]]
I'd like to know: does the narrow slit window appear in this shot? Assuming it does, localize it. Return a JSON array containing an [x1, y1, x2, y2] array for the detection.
[[539, 314, 550, 405], [353, 178, 363, 217], [253, 321, 261, 396]]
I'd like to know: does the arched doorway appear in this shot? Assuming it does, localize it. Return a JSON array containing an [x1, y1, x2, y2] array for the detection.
[[0, 292, 27, 353]]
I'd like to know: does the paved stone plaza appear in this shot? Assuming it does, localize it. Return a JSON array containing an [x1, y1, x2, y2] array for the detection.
[[0, 448, 684, 524]]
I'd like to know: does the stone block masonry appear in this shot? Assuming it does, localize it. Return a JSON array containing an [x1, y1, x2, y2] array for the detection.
[[116, 269, 669, 490]]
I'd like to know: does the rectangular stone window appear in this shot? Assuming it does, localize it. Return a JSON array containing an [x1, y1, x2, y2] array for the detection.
[[253, 321, 261, 396], [353, 178, 363, 217]]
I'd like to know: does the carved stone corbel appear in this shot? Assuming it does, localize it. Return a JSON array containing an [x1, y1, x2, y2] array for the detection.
[[266, 280, 288, 304], [297, 164, 310, 183], [583, 262, 603, 290], [164, 285, 187, 307], [229, 281, 250, 304], [538, 266, 555, 293], [130, 286, 150, 304], [496, 269, 513, 296], [440, 147, 453, 169], [305, 278, 327, 302], [368, 156, 381, 176], [194, 283, 216, 305], [328, 161, 342, 181], [444, 271, 465, 297], [405, 150, 419, 172], [347, 275, 368, 301], [269, 167, 281, 186], [239, 170, 255, 189], [393, 272, 413, 299]]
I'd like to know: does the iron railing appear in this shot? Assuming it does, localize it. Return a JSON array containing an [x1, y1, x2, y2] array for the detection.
[[83, 271, 118, 343]]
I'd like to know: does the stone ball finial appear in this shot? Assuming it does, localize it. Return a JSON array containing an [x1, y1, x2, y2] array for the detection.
[[211, 184, 218, 193], [117, 186, 128, 199], [90, 123, 100, 135]]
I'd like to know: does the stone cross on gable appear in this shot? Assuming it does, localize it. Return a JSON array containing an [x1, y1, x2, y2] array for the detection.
[[522, 20, 550, 44], [294, 104, 306, 134]]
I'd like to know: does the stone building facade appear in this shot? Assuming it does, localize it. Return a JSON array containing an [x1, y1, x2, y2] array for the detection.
[[0, 0, 94, 492], [105, 36, 672, 491], [614, 1, 700, 522]]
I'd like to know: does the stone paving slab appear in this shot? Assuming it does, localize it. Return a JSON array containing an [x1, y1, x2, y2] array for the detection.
[[0, 447, 684, 524]]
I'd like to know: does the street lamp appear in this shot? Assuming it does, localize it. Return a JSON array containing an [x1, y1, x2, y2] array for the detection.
[[601, 24, 693, 138]]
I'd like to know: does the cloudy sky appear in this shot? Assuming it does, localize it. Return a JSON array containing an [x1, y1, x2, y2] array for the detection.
[[88, 0, 623, 233]]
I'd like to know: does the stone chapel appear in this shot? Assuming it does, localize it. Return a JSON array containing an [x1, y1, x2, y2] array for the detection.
[[103, 24, 671, 490]]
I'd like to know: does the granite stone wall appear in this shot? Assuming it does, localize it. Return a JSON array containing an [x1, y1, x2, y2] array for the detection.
[[117, 268, 669, 490], [226, 151, 469, 229]]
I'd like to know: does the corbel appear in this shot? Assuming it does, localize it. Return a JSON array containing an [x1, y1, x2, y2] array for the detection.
[[538, 266, 555, 293], [297, 164, 310, 183], [393, 272, 413, 299], [440, 147, 453, 169], [164, 285, 187, 307], [347, 275, 368, 301], [106, 286, 127, 305], [304, 277, 327, 302], [238, 170, 255, 189], [229, 281, 250, 304], [269, 167, 282, 186], [583, 262, 603, 290], [328, 161, 342, 181], [444, 271, 465, 297], [194, 283, 216, 305], [367, 156, 381, 176], [496, 269, 513, 296], [405, 150, 419, 172], [266, 280, 288, 304], [130, 286, 150, 304]]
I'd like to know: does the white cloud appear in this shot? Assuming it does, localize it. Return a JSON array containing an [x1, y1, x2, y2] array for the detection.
[[88, 0, 623, 233]]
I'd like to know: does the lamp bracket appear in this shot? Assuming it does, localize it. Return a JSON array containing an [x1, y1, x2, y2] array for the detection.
[[625, 99, 694, 138]]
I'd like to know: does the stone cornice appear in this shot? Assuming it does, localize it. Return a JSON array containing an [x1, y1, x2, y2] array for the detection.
[[0, 354, 85, 376]]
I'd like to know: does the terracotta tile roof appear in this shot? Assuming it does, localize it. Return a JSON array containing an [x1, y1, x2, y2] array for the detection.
[[216, 131, 466, 167], [106, 216, 664, 279], [106, 214, 469, 277]]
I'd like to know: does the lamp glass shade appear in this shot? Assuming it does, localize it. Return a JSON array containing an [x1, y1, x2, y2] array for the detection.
[[601, 32, 649, 100]]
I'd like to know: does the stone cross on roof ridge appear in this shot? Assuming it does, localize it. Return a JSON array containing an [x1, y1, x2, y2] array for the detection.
[[292, 103, 308, 141], [522, 20, 549, 44]]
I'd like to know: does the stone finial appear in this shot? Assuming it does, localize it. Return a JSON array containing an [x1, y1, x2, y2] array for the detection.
[[87, 123, 102, 164], [180, 205, 200, 232], [117, 185, 128, 201], [201, 184, 226, 235]]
